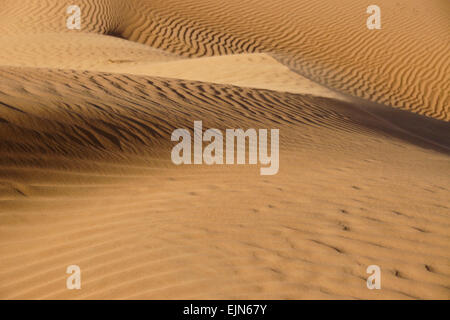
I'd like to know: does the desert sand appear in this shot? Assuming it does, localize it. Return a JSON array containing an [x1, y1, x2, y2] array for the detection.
[[0, 0, 449, 299]]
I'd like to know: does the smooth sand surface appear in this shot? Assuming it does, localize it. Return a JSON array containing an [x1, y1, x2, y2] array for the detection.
[[0, 0, 449, 299]]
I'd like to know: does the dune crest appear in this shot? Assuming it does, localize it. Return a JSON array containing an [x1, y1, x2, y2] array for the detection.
[[1, 0, 448, 119]]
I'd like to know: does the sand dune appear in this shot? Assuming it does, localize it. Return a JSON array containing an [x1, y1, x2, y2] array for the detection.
[[1, 0, 448, 119], [0, 40, 346, 98], [0, 0, 449, 300], [100, 53, 351, 99], [1, 67, 449, 299]]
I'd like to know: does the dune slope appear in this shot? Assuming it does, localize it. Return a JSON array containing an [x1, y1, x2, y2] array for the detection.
[[0, 67, 449, 299], [0, 0, 448, 119]]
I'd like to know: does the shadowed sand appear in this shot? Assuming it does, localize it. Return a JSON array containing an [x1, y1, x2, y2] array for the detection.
[[0, 0, 449, 299]]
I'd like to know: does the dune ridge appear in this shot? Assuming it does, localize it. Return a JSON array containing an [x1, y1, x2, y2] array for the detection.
[[1, 66, 449, 299], [1, 0, 448, 119]]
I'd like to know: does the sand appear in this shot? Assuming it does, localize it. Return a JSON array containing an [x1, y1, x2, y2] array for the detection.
[[0, 0, 449, 299]]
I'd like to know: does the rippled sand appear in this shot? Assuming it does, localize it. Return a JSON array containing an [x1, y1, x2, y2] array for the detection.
[[0, 0, 449, 299]]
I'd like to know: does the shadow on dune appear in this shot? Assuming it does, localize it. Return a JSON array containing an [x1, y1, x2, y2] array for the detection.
[[0, 66, 448, 166]]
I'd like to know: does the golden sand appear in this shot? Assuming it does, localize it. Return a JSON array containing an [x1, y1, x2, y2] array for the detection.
[[0, 0, 449, 299]]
